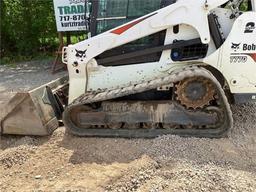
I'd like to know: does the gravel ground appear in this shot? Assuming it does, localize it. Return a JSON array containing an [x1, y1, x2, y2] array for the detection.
[[0, 60, 66, 105], [0, 61, 255, 192]]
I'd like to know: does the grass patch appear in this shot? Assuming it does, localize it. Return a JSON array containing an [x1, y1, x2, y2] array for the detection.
[[0, 52, 55, 67]]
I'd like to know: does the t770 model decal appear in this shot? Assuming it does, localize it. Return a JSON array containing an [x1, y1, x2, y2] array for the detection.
[[230, 53, 256, 63]]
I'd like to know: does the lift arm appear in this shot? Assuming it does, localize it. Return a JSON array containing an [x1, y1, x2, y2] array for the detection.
[[63, 0, 230, 103]]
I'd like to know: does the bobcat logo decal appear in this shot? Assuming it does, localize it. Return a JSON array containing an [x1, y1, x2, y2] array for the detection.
[[231, 43, 241, 51], [75, 49, 87, 61]]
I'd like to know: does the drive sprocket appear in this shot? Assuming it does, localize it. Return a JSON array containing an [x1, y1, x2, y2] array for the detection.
[[175, 77, 216, 109]]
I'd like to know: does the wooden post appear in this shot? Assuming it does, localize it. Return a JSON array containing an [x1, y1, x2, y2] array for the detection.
[[52, 33, 67, 74], [67, 32, 71, 45]]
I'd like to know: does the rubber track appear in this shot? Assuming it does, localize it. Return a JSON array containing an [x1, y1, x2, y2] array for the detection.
[[63, 66, 233, 138]]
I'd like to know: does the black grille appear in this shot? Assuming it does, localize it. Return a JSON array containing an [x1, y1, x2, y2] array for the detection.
[[171, 41, 208, 61]]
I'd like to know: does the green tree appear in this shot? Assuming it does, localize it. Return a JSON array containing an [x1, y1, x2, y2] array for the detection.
[[1, 0, 57, 58]]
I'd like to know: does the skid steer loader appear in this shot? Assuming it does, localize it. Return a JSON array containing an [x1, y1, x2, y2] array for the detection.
[[1, 0, 256, 138]]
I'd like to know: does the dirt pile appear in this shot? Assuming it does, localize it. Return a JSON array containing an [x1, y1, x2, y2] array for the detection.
[[0, 137, 38, 168]]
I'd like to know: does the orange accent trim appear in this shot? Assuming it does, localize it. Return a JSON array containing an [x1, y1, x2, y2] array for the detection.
[[250, 53, 256, 62], [110, 13, 157, 35]]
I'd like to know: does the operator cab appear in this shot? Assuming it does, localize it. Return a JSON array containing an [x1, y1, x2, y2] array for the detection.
[[83, 0, 254, 66]]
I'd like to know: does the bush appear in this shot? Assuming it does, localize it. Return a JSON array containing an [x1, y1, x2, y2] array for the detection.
[[0, 0, 58, 59]]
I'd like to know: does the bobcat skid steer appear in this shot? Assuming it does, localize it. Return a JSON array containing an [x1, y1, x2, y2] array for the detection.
[[1, 0, 256, 138]]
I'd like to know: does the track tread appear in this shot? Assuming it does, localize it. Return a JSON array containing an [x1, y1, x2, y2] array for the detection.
[[63, 66, 233, 138]]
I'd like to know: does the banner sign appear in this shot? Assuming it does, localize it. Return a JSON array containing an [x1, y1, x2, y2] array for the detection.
[[53, 0, 87, 32]]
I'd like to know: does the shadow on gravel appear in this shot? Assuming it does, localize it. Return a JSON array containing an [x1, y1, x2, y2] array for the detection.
[[59, 130, 256, 175], [58, 104, 256, 174], [59, 131, 153, 165]]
